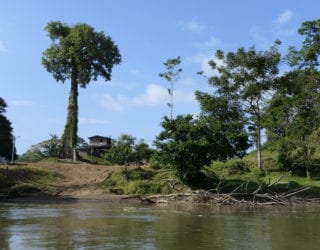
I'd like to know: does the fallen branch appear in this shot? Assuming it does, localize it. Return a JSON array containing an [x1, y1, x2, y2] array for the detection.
[[120, 179, 316, 206], [282, 186, 311, 198], [267, 173, 286, 187]]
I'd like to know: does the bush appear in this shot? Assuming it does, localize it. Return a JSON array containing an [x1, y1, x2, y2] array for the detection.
[[0, 172, 9, 189], [102, 167, 181, 195], [204, 160, 251, 178], [123, 180, 162, 194], [126, 168, 155, 180], [103, 134, 153, 165], [9, 183, 42, 196]]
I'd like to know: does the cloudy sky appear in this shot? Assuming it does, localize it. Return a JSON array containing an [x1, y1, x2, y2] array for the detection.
[[1, 0, 319, 154]]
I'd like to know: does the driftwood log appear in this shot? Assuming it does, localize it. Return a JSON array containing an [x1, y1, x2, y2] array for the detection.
[[121, 176, 318, 206]]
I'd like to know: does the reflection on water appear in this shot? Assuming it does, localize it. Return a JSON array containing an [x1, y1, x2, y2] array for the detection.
[[0, 201, 320, 249]]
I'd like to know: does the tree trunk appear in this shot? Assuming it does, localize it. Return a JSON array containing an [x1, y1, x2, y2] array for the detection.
[[257, 122, 262, 170], [62, 65, 78, 161], [170, 82, 173, 120], [306, 166, 311, 180]]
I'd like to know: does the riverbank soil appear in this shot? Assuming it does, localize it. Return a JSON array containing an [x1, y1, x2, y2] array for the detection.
[[0, 161, 127, 201]]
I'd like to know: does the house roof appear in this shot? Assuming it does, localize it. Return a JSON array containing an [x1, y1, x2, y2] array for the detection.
[[88, 135, 111, 140]]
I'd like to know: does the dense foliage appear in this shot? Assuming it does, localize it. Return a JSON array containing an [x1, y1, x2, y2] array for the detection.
[[266, 19, 320, 177], [154, 19, 320, 184], [205, 41, 281, 169], [21, 135, 86, 161], [0, 97, 15, 161], [104, 134, 153, 165], [21, 134, 63, 161], [153, 113, 249, 185]]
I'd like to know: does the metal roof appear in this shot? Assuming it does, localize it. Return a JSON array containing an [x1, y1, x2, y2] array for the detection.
[[88, 135, 111, 140]]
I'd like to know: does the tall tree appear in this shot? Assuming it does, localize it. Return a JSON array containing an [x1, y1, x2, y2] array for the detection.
[[268, 20, 320, 176], [42, 21, 121, 160], [288, 19, 320, 69], [0, 97, 15, 161], [159, 57, 182, 119], [267, 70, 320, 177], [207, 41, 281, 169]]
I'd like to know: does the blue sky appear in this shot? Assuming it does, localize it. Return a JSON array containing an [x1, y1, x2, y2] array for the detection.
[[1, 0, 319, 154]]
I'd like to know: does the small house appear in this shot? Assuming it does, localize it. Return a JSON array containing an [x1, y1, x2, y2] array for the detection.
[[88, 135, 112, 147], [78, 135, 113, 157]]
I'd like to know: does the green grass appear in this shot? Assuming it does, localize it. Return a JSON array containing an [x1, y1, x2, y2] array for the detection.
[[203, 156, 320, 197], [101, 149, 320, 197], [7, 150, 320, 198], [242, 148, 281, 170], [78, 153, 109, 165], [0, 165, 58, 197], [102, 166, 188, 195]]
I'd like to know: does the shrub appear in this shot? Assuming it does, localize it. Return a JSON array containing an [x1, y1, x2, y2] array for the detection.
[[204, 160, 251, 178], [124, 180, 162, 194], [9, 183, 41, 196], [102, 167, 180, 195]]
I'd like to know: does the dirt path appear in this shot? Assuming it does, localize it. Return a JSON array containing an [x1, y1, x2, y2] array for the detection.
[[31, 161, 124, 200]]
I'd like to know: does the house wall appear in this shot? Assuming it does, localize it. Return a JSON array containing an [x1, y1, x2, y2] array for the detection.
[[89, 137, 112, 146]]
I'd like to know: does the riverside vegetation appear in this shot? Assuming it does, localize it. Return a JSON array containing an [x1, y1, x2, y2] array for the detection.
[[2, 20, 320, 205], [1, 148, 320, 205]]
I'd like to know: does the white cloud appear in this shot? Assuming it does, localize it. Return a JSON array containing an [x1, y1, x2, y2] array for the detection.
[[179, 77, 197, 87], [11, 99, 33, 106], [195, 36, 221, 49], [132, 84, 168, 105], [79, 117, 111, 125], [178, 18, 205, 33], [189, 54, 213, 76], [189, 53, 225, 77], [100, 84, 196, 112], [250, 9, 295, 49], [174, 89, 195, 104], [133, 84, 195, 105], [100, 94, 128, 112], [273, 9, 294, 25], [0, 40, 8, 53]]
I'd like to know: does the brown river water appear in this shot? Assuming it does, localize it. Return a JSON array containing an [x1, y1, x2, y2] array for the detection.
[[0, 200, 320, 249]]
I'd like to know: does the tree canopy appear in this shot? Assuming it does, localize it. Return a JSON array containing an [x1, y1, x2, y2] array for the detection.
[[288, 19, 320, 69], [0, 97, 15, 161], [104, 134, 153, 165], [42, 21, 121, 160], [206, 42, 281, 169], [21, 134, 62, 161]]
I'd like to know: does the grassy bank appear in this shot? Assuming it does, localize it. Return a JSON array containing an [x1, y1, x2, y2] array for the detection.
[[0, 164, 58, 198], [203, 149, 320, 198], [2, 154, 320, 200]]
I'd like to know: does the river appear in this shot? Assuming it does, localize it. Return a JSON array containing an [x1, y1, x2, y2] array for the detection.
[[0, 200, 320, 249]]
